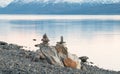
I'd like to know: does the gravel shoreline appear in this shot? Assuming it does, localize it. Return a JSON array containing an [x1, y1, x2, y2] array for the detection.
[[0, 41, 119, 74]]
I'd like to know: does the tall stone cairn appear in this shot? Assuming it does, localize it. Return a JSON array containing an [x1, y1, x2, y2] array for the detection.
[[55, 36, 68, 58], [41, 34, 50, 45]]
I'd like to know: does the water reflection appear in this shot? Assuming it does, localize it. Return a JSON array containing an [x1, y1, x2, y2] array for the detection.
[[10, 20, 120, 34]]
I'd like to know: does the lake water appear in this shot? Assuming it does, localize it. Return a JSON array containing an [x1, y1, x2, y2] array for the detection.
[[0, 15, 120, 71]]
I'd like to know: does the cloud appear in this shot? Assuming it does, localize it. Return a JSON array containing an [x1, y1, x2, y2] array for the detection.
[[0, 0, 14, 7]]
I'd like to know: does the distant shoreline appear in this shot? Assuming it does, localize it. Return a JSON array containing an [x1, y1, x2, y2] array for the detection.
[[0, 15, 120, 20]]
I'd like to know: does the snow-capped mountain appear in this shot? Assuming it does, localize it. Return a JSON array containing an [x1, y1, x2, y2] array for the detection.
[[0, 0, 120, 14], [13, 0, 120, 4], [0, 0, 120, 7]]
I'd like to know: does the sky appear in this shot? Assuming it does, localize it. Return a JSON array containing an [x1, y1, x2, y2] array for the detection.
[[0, 0, 120, 7]]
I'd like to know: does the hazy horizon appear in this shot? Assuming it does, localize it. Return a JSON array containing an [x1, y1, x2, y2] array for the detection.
[[0, 15, 120, 20]]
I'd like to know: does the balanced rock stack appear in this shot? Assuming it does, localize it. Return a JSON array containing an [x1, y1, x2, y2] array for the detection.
[[36, 34, 64, 67], [36, 34, 81, 69]]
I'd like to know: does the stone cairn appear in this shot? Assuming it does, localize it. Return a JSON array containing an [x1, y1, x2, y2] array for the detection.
[[55, 36, 68, 58], [35, 34, 49, 47], [41, 34, 50, 45], [35, 34, 81, 69], [57, 36, 66, 44]]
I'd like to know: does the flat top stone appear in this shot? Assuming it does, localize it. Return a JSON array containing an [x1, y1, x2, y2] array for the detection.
[[0, 41, 8, 45], [57, 36, 66, 44]]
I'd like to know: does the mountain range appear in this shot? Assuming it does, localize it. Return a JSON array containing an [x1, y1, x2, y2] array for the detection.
[[0, 2, 120, 14]]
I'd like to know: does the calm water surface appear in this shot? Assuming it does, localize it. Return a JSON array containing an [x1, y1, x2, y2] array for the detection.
[[0, 15, 120, 71]]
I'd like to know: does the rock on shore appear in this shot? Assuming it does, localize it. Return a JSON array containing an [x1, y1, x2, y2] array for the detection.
[[0, 41, 119, 74]]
